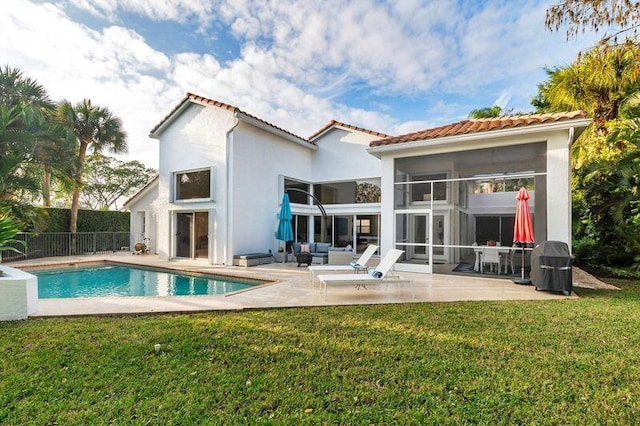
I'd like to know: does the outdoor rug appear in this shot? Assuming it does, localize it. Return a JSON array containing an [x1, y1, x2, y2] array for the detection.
[[452, 263, 475, 273]]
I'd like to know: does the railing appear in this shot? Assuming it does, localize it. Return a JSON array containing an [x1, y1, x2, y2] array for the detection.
[[0, 232, 131, 262]]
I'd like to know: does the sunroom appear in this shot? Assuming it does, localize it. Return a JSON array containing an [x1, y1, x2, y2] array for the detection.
[[392, 144, 545, 273], [369, 112, 590, 274]]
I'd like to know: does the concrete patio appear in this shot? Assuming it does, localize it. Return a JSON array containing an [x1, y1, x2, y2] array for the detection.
[[9, 253, 579, 317]]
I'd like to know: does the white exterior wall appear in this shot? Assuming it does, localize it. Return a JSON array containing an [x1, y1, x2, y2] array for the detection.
[[379, 155, 396, 257], [311, 128, 381, 182], [127, 183, 159, 253], [0, 266, 37, 321], [546, 132, 572, 246], [152, 104, 236, 263], [230, 122, 313, 261]]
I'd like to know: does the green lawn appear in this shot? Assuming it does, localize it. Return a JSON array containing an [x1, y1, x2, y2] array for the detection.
[[2, 280, 640, 424]]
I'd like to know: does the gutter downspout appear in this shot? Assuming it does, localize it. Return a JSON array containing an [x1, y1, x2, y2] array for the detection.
[[224, 114, 240, 265], [567, 126, 575, 254]]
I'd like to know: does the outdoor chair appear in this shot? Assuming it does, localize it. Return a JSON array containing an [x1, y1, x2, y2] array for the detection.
[[481, 247, 501, 274], [472, 242, 482, 271], [308, 245, 379, 286], [316, 249, 412, 300], [503, 244, 517, 275]]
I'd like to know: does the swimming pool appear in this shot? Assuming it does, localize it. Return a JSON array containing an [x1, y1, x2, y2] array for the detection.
[[32, 264, 262, 298]]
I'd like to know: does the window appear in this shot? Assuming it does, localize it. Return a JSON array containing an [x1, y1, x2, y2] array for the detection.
[[356, 219, 371, 234], [175, 169, 211, 201], [284, 178, 310, 204], [313, 179, 381, 205], [411, 173, 448, 202], [356, 215, 379, 253]]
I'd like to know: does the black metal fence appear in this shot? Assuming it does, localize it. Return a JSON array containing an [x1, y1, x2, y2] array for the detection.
[[1, 232, 131, 262]]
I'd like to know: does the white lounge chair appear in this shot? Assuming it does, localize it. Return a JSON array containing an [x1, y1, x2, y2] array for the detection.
[[308, 245, 379, 286], [316, 249, 412, 300]]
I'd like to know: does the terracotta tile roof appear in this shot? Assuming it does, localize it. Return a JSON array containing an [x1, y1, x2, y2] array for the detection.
[[309, 120, 392, 141], [369, 111, 588, 147], [150, 93, 312, 146]]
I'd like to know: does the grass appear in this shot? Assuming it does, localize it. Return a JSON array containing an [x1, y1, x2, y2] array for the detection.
[[2, 280, 640, 424]]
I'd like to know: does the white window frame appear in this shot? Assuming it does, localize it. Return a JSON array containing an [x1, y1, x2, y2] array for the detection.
[[172, 167, 214, 203]]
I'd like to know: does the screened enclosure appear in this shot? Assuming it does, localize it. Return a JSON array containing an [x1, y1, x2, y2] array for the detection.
[[393, 142, 547, 273]]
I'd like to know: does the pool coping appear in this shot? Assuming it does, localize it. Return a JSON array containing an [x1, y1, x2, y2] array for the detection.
[[7, 253, 582, 317], [26, 259, 281, 300]]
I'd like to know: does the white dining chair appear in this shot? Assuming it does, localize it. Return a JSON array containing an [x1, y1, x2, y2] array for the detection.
[[472, 242, 482, 271], [481, 247, 501, 274], [503, 244, 517, 275]]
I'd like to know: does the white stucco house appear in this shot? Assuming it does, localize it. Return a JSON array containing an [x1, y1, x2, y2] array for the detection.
[[125, 93, 589, 274]]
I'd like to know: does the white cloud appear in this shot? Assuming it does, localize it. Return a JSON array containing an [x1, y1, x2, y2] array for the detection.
[[1, 0, 600, 168], [66, 0, 216, 28]]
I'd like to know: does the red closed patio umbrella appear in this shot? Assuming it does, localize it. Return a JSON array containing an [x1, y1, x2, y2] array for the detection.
[[513, 187, 535, 283]]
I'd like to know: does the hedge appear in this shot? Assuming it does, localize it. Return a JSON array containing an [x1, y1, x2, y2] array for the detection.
[[31, 208, 130, 233]]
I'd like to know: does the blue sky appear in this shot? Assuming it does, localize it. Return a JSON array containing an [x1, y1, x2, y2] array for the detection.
[[1, 0, 597, 168]]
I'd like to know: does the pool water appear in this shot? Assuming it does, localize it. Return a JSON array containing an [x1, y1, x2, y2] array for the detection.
[[33, 264, 260, 298]]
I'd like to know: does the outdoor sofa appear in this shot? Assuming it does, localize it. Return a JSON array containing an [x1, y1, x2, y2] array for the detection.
[[291, 242, 353, 265]]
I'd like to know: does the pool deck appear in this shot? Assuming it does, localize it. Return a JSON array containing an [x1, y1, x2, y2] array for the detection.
[[8, 253, 580, 317]]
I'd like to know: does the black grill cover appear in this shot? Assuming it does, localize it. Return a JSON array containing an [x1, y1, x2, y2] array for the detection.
[[531, 241, 573, 293]]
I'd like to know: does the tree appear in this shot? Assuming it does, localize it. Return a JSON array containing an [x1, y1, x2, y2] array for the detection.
[[534, 43, 640, 127], [0, 66, 76, 208], [546, 0, 640, 43], [468, 105, 503, 118], [80, 154, 156, 210], [533, 42, 640, 268], [533, 42, 640, 166], [0, 104, 37, 200], [56, 99, 127, 238]]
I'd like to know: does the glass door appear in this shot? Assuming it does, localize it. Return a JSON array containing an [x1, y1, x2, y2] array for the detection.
[[176, 213, 192, 258], [175, 212, 208, 259], [394, 209, 432, 273], [413, 214, 429, 258]]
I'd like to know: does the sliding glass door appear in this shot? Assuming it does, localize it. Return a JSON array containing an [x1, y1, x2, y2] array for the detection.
[[175, 212, 208, 259]]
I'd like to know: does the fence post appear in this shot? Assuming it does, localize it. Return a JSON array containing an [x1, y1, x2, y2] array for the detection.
[[93, 233, 96, 254]]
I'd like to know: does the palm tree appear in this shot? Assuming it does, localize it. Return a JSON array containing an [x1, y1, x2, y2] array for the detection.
[[534, 43, 640, 266], [56, 99, 127, 238], [534, 43, 640, 131], [0, 66, 53, 111], [0, 66, 75, 207]]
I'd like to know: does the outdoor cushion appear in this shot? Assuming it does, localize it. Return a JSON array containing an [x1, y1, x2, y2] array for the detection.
[[293, 242, 301, 254], [316, 243, 331, 253], [301, 243, 310, 252], [370, 269, 383, 278], [328, 247, 345, 251], [234, 253, 271, 260]]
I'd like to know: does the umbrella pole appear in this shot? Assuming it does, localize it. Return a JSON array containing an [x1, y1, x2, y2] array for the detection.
[[513, 245, 532, 285]]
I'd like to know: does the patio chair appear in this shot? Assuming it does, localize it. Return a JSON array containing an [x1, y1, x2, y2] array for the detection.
[[472, 242, 482, 271], [481, 247, 501, 274], [308, 245, 379, 286], [503, 244, 517, 275], [316, 249, 412, 300]]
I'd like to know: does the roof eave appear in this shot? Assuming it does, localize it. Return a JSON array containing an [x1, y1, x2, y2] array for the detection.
[[149, 99, 193, 139], [367, 118, 592, 157]]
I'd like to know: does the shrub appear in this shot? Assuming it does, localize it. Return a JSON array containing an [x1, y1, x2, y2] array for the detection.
[[30, 208, 129, 233]]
